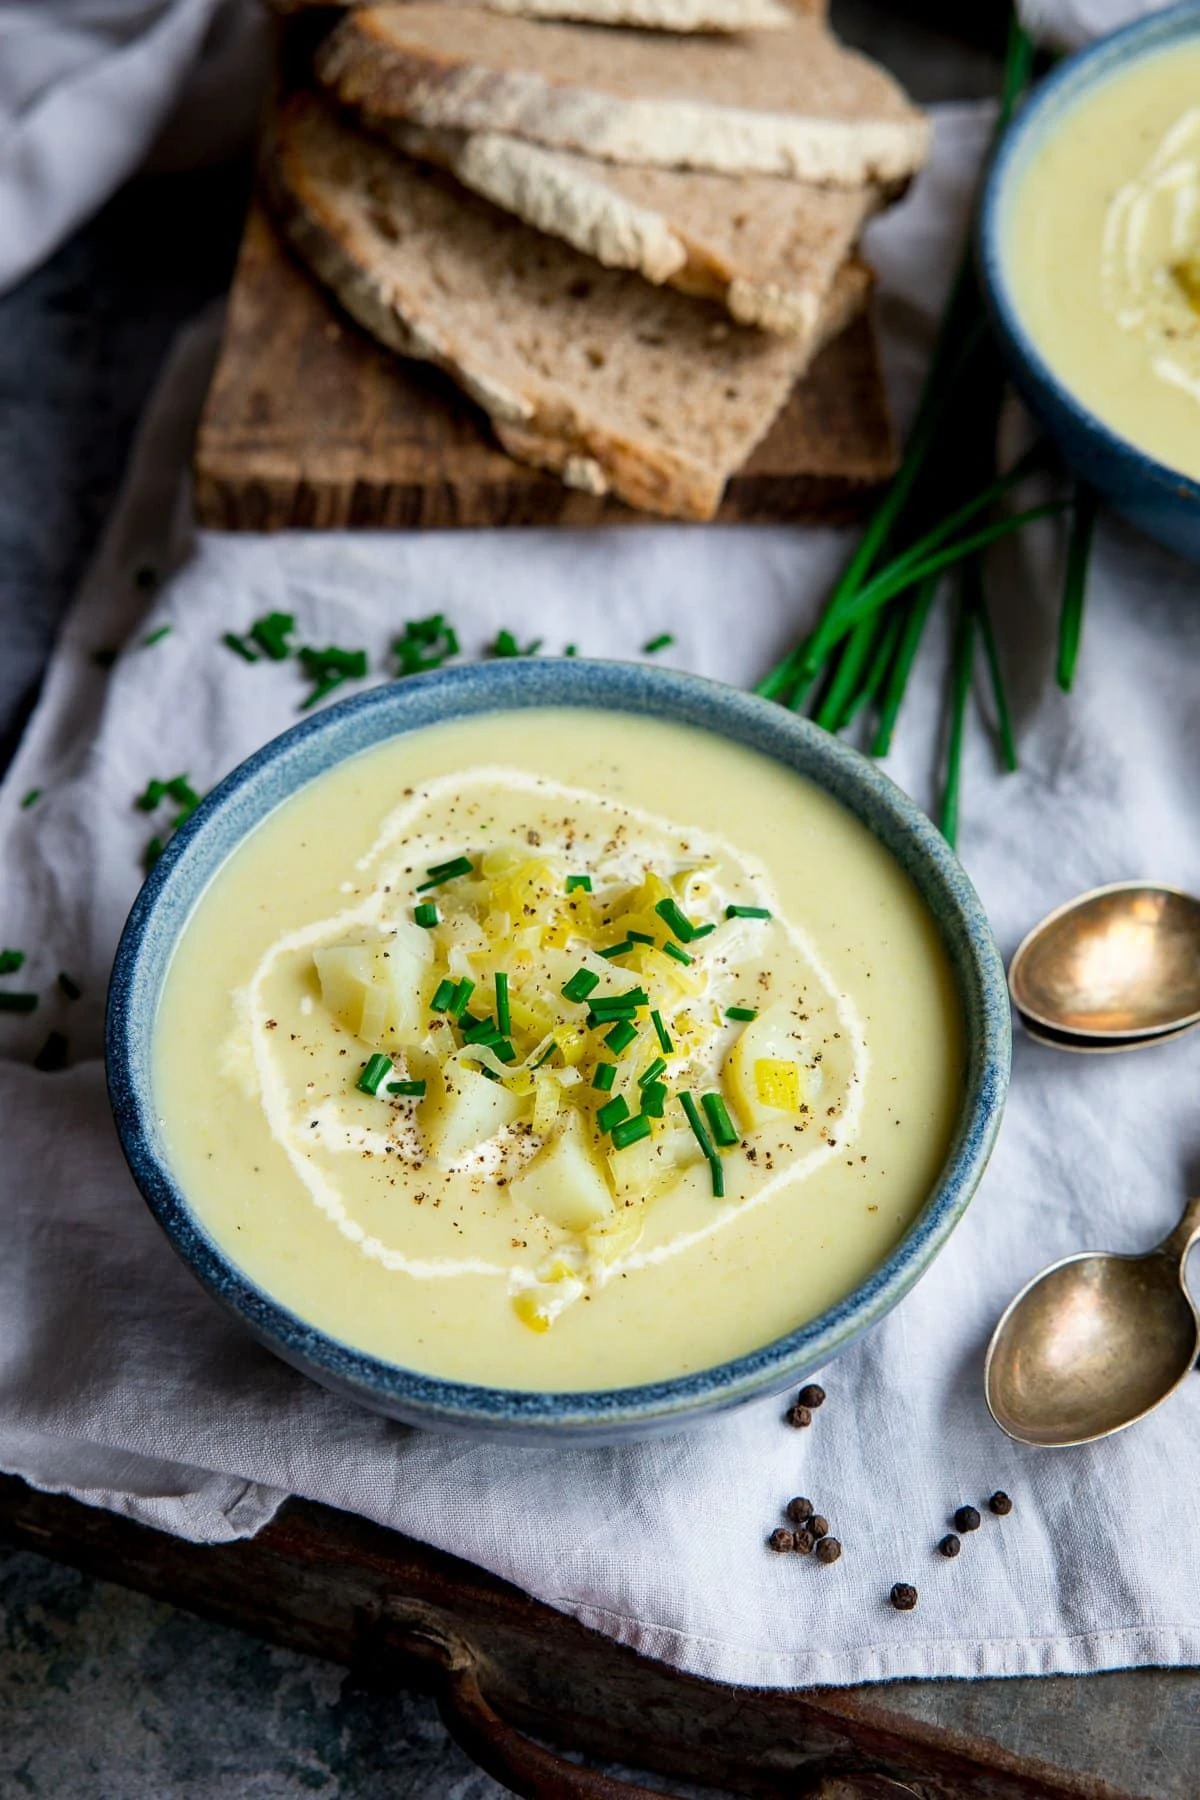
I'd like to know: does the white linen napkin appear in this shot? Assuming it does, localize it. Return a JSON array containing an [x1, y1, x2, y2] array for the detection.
[[2, 103, 1200, 1689]]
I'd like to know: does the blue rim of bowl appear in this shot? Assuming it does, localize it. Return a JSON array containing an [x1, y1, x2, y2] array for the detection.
[[107, 659, 1010, 1436], [977, 0, 1200, 509]]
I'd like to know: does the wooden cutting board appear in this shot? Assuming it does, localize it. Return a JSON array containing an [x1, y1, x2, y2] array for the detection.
[[193, 203, 898, 532]]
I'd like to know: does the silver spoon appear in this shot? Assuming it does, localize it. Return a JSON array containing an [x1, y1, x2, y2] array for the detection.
[[1015, 1008, 1199, 1056], [985, 1194, 1200, 1447], [1009, 882, 1200, 1048]]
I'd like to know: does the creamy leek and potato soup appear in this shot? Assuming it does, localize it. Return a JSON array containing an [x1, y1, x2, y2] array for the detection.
[[1007, 40, 1200, 482], [155, 710, 963, 1390]]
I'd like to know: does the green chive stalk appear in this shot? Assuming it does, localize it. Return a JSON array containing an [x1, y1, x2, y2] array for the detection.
[[1057, 483, 1097, 692], [871, 575, 939, 758], [939, 593, 978, 849]]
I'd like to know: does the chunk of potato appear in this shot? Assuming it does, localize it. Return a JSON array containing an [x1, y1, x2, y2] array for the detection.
[[423, 1064, 525, 1162], [510, 1112, 614, 1233], [725, 1000, 806, 1131], [313, 925, 432, 1049]]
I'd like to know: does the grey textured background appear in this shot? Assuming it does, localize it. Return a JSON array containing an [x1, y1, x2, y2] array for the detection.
[[0, 8, 1004, 1795]]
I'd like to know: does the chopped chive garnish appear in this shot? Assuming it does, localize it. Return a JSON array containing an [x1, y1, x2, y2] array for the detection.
[[690, 923, 716, 940], [599, 939, 634, 959], [651, 1009, 673, 1054], [702, 1092, 739, 1148], [611, 1114, 653, 1150], [640, 1081, 667, 1118], [143, 836, 164, 873], [627, 930, 655, 945], [493, 1038, 517, 1064], [725, 1006, 758, 1022], [136, 779, 166, 813], [394, 613, 459, 677], [597, 1096, 631, 1134], [491, 629, 542, 658], [663, 942, 692, 967], [562, 968, 600, 1005], [431, 978, 457, 1012], [448, 978, 475, 1020], [564, 644, 578, 656], [725, 905, 771, 921], [587, 1001, 638, 1026], [413, 902, 439, 928], [638, 1056, 667, 1089], [222, 631, 258, 663], [386, 1079, 427, 1097], [604, 1019, 638, 1056], [495, 972, 511, 1037], [462, 1014, 501, 1044], [356, 1053, 392, 1095], [34, 1030, 69, 1072], [591, 987, 648, 1016], [679, 1092, 724, 1197], [593, 1061, 617, 1092], [418, 856, 475, 891], [298, 644, 368, 709], [20, 789, 40, 810], [142, 625, 172, 648], [565, 875, 592, 893], [0, 992, 38, 1014], [57, 972, 81, 1001], [531, 1040, 557, 1069], [249, 611, 296, 661], [654, 898, 696, 943], [0, 949, 25, 975], [642, 633, 675, 654]]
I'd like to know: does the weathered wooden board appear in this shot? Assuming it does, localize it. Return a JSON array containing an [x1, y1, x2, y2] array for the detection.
[[193, 204, 898, 533]]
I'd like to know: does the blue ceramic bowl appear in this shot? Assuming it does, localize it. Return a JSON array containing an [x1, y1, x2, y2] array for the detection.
[[107, 660, 1009, 1442], [978, 3, 1200, 562]]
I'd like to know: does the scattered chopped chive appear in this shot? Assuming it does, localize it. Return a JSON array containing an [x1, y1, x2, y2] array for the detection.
[[249, 611, 296, 661], [562, 968, 600, 1005], [702, 1092, 739, 1148], [939, 592, 976, 851], [627, 930, 655, 945], [592, 987, 648, 1014], [394, 613, 459, 677], [725, 1005, 758, 1022], [298, 644, 368, 709], [663, 942, 692, 967], [418, 856, 475, 891], [493, 1038, 517, 1064], [431, 978, 457, 1012], [564, 644, 578, 656], [0, 992, 38, 1014], [462, 1014, 502, 1044], [142, 625, 172, 648], [611, 1114, 653, 1150], [491, 628, 542, 659], [448, 977, 475, 1020], [356, 1053, 392, 1095], [495, 971, 511, 1037], [531, 1040, 558, 1069], [638, 1056, 667, 1089], [565, 875, 592, 893], [20, 790, 40, 810], [386, 1079, 426, 1097], [222, 631, 258, 663], [34, 1030, 69, 1072], [597, 1096, 631, 1134], [654, 897, 696, 943], [1058, 483, 1097, 694], [640, 1081, 667, 1119], [599, 939, 634, 959], [690, 923, 716, 940], [57, 972, 81, 1001], [0, 949, 25, 975], [651, 1009, 673, 1054], [725, 905, 771, 921], [91, 647, 117, 669], [587, 1000, 638, 1025], [143, 836, 164, 873], [604, 1020, 638, 1056], [166, 775, 201, 826], [679, 1091, 724, 1198], [413, 902, 439, 928], [593, 1061, 617, 1092], [136, 779, 167, 812], [643, 633, 675, 654]]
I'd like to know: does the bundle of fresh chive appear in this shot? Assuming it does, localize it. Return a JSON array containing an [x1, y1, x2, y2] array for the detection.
[[756, 14, 1095, 848]]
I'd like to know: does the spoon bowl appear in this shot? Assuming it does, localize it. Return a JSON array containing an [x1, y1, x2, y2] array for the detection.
[[1009, 882, 1200, 1042], [985, 1195, 1200, 1447], [1015, 1008, 1200, 1056]]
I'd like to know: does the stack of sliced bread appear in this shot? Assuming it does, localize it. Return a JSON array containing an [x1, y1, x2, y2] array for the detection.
[[264, 0, 928, 519]]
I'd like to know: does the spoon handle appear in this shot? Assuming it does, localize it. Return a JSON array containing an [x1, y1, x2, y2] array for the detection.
[[1162, 1194, 1200, 1266]]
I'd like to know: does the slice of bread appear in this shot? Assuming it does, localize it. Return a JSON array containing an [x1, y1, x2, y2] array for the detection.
[[270, 0, 808, 30], [373, 120, 881, 334], [266, 95, 870, 519], [316, 6, 929, 183]]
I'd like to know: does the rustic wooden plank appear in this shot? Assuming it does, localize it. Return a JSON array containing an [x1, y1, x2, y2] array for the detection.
[[193, 204, 898, 533]]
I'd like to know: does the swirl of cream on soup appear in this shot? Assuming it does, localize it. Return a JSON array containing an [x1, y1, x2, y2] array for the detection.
[[225, 771, 867, 1330], [1102, 104, 1200, 404]]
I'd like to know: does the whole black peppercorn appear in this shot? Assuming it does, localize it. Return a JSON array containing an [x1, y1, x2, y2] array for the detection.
[[890, 1582, 918, 1611], [809, 1514, 830, 1539], [954, 1505, 982, 1534], [793, 1529, 815, 1556], [815, 1536, 842, 1565], [938, 1534, 961, 1558], [768, 1528, 795, 1553], [786, 1403, 813, 1429], [988, 1491, 1013, 1516], [785, 1496, 814, 1525], [798, 1384, 826, 1409]]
